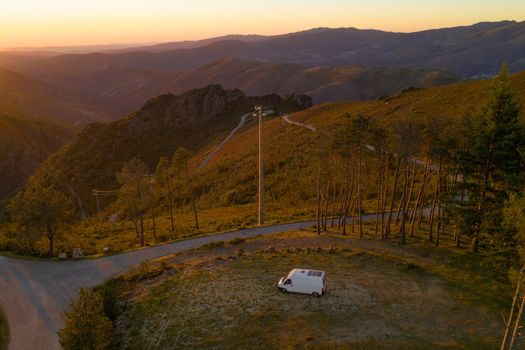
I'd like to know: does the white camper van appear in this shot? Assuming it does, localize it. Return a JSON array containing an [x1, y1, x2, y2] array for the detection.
[[277, 269, 327, 297]]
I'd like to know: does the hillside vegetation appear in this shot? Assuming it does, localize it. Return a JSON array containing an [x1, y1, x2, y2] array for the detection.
[[0, 68, 111, 202], [25, 85, 311, 215], [89, 231, 512, 349], [0, 68, 109, 125], [0, 113, 71, 202], [4, 71, 525, 258], [0, 58, 461, 117]]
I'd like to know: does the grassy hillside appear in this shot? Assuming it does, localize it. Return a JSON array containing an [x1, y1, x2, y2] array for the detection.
[[4, 71, 524, 256], [0, 69, 109, 125], [0, 69, 111, 202], [0, 113, 71, 201], [189, 70, 525, 210], [26, 85, 309, 215], [102, 231, 512, 349]]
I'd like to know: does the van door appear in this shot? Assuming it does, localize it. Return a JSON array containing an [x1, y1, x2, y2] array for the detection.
[[284, 278, 293, 291]]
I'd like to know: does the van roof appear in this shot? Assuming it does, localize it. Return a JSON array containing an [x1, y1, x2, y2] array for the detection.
[[288, 268, 325, 278]]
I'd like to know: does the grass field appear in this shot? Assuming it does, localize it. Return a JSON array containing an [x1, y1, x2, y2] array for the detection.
[[107, 228, 513, 349], [0, 307, 8, 350]]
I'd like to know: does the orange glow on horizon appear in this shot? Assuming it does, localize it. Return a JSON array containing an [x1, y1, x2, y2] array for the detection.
[[0, 0, 524, 49]]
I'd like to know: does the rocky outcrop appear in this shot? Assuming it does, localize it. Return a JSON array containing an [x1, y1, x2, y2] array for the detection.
[[28, 85, 312, 214]]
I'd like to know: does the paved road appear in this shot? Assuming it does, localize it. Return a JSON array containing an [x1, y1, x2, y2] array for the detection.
[[282, 114, 317, 131], [0, 219, 324, 350], [198, 112, 252, 170]]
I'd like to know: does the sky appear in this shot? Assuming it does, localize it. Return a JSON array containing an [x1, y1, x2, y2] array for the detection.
[[0, 0, 524, 48]]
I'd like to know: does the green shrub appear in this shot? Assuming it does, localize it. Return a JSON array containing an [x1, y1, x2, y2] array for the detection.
[[57, 288, 113, 350], [229, 237, 245, 245]]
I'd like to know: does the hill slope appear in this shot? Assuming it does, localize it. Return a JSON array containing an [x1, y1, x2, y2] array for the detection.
[[27, 85, 311, 214], [0, 69, 113, 201], [6, 20, 525, 80], [187, 70, 525, 213], [0, 58, 460, 117], [0, 113, 70, 200], [0, 68, 109, 125]]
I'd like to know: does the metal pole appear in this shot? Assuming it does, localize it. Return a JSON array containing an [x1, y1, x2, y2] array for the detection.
[[257, 106, 264, 226], [93, 189, 101, 222]]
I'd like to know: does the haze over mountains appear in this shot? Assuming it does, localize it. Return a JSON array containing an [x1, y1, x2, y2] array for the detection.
[[1, 20, 525, 202]]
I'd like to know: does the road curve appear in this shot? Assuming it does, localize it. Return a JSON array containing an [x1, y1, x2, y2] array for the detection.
[[0, 218, 323, 350], [198, 112, 252, 170], [282, 114, 317, 131]]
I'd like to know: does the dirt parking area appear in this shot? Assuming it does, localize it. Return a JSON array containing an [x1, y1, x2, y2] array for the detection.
[[113, 231, 508, 349]]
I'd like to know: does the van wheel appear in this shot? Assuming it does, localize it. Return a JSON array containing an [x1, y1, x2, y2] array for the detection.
[[280, 288, 287, 294], [312, 292, 320, 298]]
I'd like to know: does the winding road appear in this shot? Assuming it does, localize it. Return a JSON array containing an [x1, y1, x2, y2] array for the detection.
[[0, 218, 334, 350], [0, 111, 430, 349], [198, 112, 252, 170]]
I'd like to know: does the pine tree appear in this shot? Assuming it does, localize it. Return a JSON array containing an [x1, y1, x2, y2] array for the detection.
[[8, 182, 73, 257], [457, 64, 523, 257], [57, 288, 113, 350], [116, 158, 151, 247]]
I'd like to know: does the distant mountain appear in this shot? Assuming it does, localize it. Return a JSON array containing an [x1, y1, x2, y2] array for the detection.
[[26, 85, 311, 214], [0, 68, 109, 125], [0, 58, 460, 117], [5, 21, 524, 80], [108, 34, 267, 53], [0, 69, 113, 201], [161, 58, 461, 103]]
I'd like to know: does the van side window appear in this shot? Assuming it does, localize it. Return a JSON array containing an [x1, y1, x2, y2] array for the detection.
[[284, 279, 291, 285]]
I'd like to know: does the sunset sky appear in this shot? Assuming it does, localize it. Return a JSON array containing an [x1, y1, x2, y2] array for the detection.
[[1, 0, 524, 48]]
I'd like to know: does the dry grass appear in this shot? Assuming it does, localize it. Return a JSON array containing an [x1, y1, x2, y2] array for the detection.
[[110, 230, 512, 349], [0, 307, 8, 350]]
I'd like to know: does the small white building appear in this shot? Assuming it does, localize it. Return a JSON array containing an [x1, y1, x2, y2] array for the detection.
[[277, 268, 327, 297]]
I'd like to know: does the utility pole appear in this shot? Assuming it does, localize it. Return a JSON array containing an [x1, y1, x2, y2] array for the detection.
[[255, 105, 264, 226], [92, 188, 101, 222], [91, 188, 119, 222]]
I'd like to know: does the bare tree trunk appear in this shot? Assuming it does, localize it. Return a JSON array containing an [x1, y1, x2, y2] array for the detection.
[[417, 161, 431, 230], [342, 174, 354, 236], [47, 225, 54, 258], [323, 178, 330, 231], [330, 174, 339, 228], [509, 292, 525, 349], [429, 158, 443, 242], [316, 169, 321, 235], [455, 182, 467, 248], [167, 179, 175, 232], [385, 157, 401, 239], [358, 144, 363, 238], [435, 203, 442, 247], [381, 156, 390, 240], [338, 158, 350, 231], [410, 158, 429, 236], [399, 157, 409, 244], [375, 151, 383, 238], [404, 159, 417, 218], [132, 220, 139, 238], [188, 177, 199, 230], [139, 213, 145, 247], [152, 215, 157, 240], [395, 192, 405, 225], [501, 268, 524, 350]]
